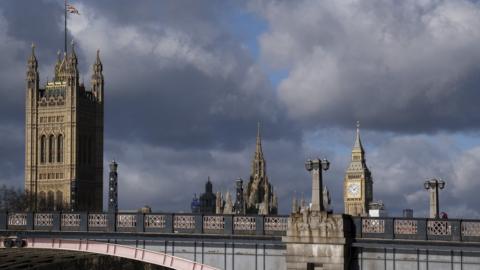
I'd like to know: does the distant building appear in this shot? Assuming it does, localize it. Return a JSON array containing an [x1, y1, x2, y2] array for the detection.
[[244, 123, 278, 215], [233, 178, 246, 215], [25, 44, 104, 211], [368, 201, 387, 217], [403, 209, 414, 218], [344, 122, 373, 216], [191, 177, 217, 214], [190, 194, 200, 213]]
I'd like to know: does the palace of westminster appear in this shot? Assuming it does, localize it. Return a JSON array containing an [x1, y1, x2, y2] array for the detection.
[[23, 43, 378, 217]]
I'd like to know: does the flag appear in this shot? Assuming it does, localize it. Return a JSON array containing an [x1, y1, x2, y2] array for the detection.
[[66, 4, 80, 15]]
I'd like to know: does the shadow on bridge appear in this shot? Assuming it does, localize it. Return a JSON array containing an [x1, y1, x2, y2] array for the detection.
[[0, 248, 171, 270], [0, 238, 218, 270]]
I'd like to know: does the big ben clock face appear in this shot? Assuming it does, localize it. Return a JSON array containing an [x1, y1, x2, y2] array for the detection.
[[347, 183, 361, 198]]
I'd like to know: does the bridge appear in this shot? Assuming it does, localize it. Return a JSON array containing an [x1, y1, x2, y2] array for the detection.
[[2, 212, 480, 269]]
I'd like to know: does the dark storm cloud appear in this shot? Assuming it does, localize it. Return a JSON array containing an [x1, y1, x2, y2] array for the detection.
[[1, 0, 480, 218], [0, 0, 302, 213], [0, 0, 299, 150], [253, 0, 480, 133]]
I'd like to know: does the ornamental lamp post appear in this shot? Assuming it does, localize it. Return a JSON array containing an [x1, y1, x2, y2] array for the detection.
[[305, 158, 330, 212], [424, 178, 445, 219]]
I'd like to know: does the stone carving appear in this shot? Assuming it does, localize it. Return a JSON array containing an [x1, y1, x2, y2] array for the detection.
[[283, 157, 349, 270]]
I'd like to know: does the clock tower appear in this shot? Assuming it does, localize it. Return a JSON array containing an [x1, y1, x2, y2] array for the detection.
[[343, 122, 373, 216]]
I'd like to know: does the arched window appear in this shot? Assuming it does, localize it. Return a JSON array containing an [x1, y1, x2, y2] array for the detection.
[[55, 190, 63, 211], [48, 135, 55, 163], [38, 191, 46, 211], [57, 134, 63, 163], [47, 191, 55, 210], [40, 135, 46, 164]]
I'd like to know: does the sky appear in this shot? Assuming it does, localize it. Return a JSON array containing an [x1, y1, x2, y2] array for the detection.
[[1, 0, 480, 217]]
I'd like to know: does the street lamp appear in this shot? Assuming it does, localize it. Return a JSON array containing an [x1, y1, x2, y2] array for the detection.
[[305, 158, 330, 212], [424, 178, 445, 219]]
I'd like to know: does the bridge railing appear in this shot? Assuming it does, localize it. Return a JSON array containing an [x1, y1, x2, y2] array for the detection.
[[0, 212, 288, 236], [354, 217, 480, 242]]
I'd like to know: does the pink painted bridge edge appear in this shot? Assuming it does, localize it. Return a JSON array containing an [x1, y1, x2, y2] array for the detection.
[[1, 238, 220, 270]]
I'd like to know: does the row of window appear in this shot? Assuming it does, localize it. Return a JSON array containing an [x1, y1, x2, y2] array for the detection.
[[39, 116, 64, 123], [38, 173, 64, 180], [37, 190, 65, 211], [39, 134, 63, 164], [39, 134, 96, 165]]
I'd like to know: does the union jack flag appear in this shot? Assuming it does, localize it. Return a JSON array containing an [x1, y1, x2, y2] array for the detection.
[[66, 3, 80, 15]]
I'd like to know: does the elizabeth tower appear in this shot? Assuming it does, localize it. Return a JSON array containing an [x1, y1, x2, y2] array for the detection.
[[25, 43, 104, 211]]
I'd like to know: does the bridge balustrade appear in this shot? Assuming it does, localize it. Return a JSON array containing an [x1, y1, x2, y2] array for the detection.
[[355, 217, 480, 242], [0, 212, 289, 236]]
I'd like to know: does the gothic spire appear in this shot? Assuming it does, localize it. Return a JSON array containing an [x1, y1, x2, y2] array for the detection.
[[94, 49, 103, 73], [70, 39, 77, 61], [27, 43, 39, 84], [255, 121, 264, 159], [28, 43, 37, 64], [353, 121, 364, 152]]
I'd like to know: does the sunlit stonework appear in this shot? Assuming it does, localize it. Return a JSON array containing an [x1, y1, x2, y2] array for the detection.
[[343, 122, 373, 216], [24, 43, 104, 211]]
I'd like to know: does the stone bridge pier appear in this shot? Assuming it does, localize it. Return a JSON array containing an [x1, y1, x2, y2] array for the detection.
[[283, 158, 352, 270]]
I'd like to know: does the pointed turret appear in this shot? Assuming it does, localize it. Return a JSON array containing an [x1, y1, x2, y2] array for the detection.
[[91, 49, 104, 102], [251, 122, 266, 178], [255, 122, 263, 159], [353, 121, 364, 153], [66, 40, 78, 85], [26, 43, 39, 87], [54, 50, 62, 80]]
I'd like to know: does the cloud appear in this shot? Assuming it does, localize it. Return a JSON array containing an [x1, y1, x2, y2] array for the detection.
[[0, 1, 480, 218], [253, 0, 480, 132]]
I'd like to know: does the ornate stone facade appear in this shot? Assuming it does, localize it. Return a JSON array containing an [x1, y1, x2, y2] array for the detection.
[[25, 44, 103, 211], [244, 123, 277, 215], [343, 122, 373, 216]]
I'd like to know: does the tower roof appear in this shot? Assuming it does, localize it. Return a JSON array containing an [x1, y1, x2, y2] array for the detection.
[[353, 121, 364, 152], [255, 121, 264, 159]]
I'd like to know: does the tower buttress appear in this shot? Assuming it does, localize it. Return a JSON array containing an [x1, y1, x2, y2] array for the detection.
[[25, 43, 39, 210]]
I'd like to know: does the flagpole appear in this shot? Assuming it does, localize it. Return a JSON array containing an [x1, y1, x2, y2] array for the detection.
[[65, 0, 67, 53]]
